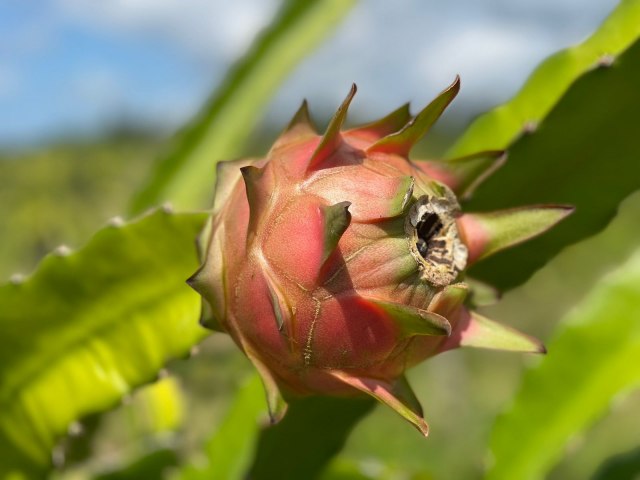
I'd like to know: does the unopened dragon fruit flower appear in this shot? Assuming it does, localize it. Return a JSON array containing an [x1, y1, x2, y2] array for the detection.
[[188, 77, 573, 436]]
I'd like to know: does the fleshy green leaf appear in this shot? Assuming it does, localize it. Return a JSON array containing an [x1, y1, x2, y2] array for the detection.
[[448, 0, 640, 157], [466, 38, 640, 290], [129, 0, 356, 213], [486, 248, 640, 480], [0, 209, 208, 477]]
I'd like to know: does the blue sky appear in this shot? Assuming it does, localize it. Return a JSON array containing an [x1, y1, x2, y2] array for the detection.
[[0, 0, 618, 147]]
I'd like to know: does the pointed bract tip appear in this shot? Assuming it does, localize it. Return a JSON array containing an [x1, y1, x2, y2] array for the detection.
[[452, 311, 546, 354], [307, 84, 357, 171], [241, 165, 270, 234], [459, 204, 575, 264], [186, 266, 205, 292], [245, 349, 289, 424], [367, 77, 460, 156], [240, 165, 265, 183], [329, 371, 429, 437], [284, 98, 317, 134], [320, 201, 352, 265], [452, 74, 461, 90]]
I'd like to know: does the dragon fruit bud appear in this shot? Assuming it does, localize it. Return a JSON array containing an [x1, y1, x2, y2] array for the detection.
[[188, 78, 573, 435]]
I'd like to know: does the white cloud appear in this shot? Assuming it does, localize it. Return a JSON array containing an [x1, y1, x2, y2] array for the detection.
[[421, 22, 556, 106], [56, 0, 279, 60]]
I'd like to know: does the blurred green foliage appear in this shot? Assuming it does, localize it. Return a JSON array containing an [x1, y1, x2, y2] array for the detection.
[[1, 0, 639, 479], [179, 375, 266, 480], [487, 245, 640, 480], [0, 134, 161, 280]]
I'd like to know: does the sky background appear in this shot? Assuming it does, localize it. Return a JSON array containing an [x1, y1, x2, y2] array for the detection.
[[0, 0, 618, 147]]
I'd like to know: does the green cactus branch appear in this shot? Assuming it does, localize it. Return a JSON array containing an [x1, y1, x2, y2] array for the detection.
[[0, 210, 207, 476], [448, 0, 640, 157], [466, 37, 640, 290]]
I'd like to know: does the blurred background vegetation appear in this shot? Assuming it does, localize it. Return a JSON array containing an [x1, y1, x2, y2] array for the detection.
[[2, 1, 639, 479]]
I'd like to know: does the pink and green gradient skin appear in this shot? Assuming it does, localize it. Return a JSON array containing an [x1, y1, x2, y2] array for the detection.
[[189, 78, 573, 436]]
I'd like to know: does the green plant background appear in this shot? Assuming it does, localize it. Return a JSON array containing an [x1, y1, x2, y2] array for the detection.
[[1, 0, 639, 479]]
